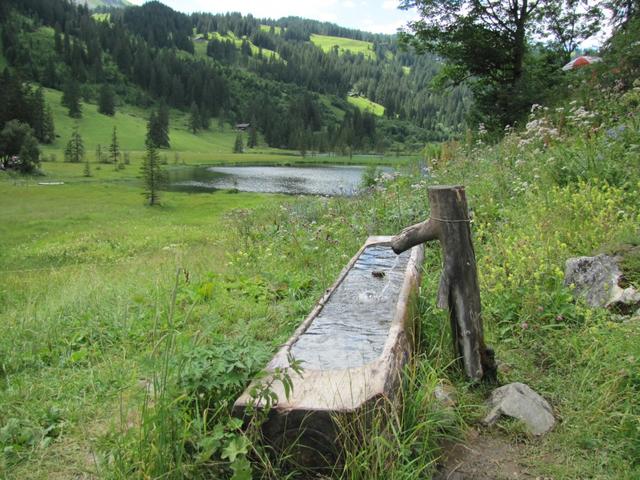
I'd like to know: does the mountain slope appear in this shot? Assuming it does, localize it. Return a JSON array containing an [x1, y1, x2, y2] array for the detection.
[[2, 0, 469, 154]]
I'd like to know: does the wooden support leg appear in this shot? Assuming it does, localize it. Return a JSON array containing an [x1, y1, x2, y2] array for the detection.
[[391, 185, 496, 382]]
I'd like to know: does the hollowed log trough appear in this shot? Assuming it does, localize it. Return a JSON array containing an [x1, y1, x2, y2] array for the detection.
[[234, 236, 424, 467]]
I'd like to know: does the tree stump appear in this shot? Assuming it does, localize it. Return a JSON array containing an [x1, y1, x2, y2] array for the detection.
[[391, 185, 496, 382]]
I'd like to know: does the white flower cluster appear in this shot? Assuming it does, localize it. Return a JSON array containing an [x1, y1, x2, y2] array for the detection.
[[566, 105, 597, 128], [517, 115, 559, 148], [410, 179, 428, 191]]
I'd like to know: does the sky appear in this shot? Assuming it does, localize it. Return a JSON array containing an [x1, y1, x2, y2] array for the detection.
[[127, 0, 419, 35]]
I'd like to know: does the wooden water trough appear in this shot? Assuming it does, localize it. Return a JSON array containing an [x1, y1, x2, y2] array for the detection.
[[234, 236, 425, 467], [234, 185, 497, 469]]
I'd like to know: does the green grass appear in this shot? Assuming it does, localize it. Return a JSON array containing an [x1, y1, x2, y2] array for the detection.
[[192, 37, 208, 58], [348, 95, 386, 116], [204, 31, 280, 60], [259, 24, 282, 35], [310, 34, 376, 60], [91, 13, 110, 23], [0, 173, 287, 479], [41, 87, 284, 161]]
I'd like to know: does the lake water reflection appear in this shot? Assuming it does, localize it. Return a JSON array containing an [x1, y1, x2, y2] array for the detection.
[[167, 164, 390, 196]]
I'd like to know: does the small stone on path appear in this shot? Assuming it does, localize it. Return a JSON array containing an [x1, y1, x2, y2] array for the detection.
[[483, 382, 555, 436]]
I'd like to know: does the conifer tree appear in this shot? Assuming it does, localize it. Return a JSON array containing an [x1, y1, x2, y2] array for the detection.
[[95, 144, 103, 163], [157, 103, 170, 148], [248, 117, 258, 148], [109, 126, 120, 164], [62, 79, 82, 118], [98, 84, 115, 116], [42, 57, 58, 88], [17, 131, 40, 173], [189, 102, 200, 133], [140, 136, 164, 206], [42, 105, 55, 144], [147, 105, 170, 148], [64, 126, 84, 163], [30, 87, 46, 141], [233, 133, 244, 153], [83, 158, 91, 177]]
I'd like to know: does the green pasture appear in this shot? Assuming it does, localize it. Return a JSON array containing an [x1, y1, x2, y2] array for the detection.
[[310, 34, 376, 60], [42, 88, 246, 156], [259, 24, 282, 35], [0, 171, 287, 479], [348, 95, 386, 116], [201, 31, 280, 60]]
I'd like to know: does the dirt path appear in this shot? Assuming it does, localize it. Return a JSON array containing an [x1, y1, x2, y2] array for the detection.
[[433, 429, 540, 480]]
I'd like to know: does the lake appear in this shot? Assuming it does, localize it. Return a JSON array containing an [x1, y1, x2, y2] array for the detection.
[[166, 164, 390, 196]]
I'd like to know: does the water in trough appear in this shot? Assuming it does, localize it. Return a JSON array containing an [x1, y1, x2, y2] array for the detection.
[[290, 244, 412, 370]]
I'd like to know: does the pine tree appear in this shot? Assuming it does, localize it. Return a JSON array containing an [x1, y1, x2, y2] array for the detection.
[[189, 102, 200, 133], [109, 126, 120, 164], [54, 27, 63, 54], [64, 126, 84, 163], [248, 117, 258, 148], [141, 136, 164, 206], [62, 79, 82, 118], [42, 56, 58, 88], [29, 87, 46, 142], [147, 105, 170, 148], [157, 103, 170, 148], [233, 133, 244, 153], [83, 159, 91, 177], [42, 105, 55, 144], [17, 129, 41, 173], [98, 84, 115, 116], [95, 144, 103, 163]]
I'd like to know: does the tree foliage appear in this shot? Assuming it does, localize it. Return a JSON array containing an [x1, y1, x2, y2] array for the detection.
[[0, 70, 54, 144], [147, 105, 170, 148], [61, 78, 82, 118], [64, 126, 84, 163], [109, 126, 120, 164], [233, 133, 244, 153], [141, 136, 164, 206], [0, 120, 40, 172], [98, 84, 116, 116], [399, 0, 602, 128]]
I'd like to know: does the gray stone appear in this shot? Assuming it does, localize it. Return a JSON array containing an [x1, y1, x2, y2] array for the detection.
[[483, 382, 555, 436], [564, 254, 640, 309]]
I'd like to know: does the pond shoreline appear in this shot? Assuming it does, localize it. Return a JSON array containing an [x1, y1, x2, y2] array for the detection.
[[166, 163, 394, 196]]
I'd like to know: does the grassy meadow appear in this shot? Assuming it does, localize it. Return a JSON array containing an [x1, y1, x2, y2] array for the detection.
[[194, 31, 280, 60], [310, 34, 376, 60], [347, 96, 386, 117], [0, 173, 290, 478]]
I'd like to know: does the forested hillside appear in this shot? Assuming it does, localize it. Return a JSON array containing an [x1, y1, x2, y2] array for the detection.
[[0, 0, 469, 157]]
